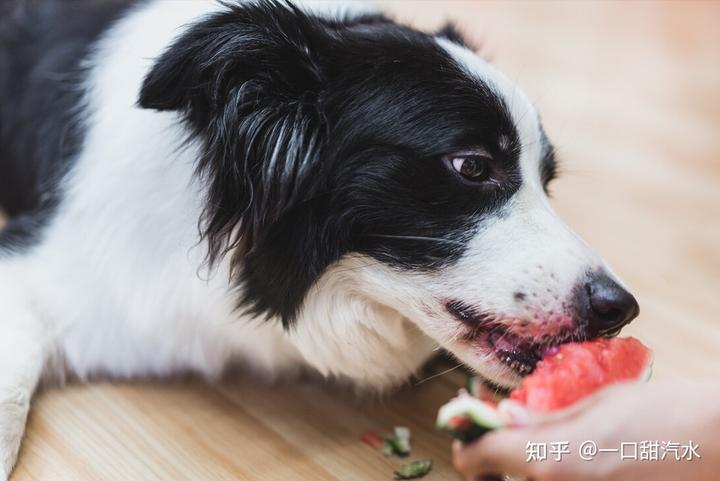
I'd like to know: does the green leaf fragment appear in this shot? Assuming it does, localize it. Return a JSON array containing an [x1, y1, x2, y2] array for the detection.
[[393, 459, 432, 479]]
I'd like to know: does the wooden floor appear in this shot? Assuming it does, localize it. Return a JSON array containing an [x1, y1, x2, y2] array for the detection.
[[8, 1, 720, 480]]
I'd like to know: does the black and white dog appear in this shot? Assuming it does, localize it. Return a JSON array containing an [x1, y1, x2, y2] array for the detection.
[[0, 0, 639, 476]]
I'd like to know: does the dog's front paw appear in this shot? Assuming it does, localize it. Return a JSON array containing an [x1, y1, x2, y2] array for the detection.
[[0, 440, 19, 481], [0, 418, 26, 481], [0, 430, 25, 480], [0, 433, 21, 481], [0, 394, 32, 481]]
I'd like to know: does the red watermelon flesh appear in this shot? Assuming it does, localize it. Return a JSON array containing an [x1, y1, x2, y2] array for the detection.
[[510, 336, 653, 412]]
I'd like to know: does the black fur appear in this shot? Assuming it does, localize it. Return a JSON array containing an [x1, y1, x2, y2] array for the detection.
[[435, 22, 470, 48], [139, 1, 522, 326], [0, 0, 133, 250], [538, 124, 557, 193]]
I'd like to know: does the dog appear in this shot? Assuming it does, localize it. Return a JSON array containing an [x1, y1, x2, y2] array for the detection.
[[0, 0, 640, 477]]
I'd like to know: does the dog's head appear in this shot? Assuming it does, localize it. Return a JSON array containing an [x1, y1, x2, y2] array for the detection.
[[138, 1, 638, 388]]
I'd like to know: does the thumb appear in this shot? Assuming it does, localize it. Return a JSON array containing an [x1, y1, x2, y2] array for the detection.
[[452, 427, 537, 478]]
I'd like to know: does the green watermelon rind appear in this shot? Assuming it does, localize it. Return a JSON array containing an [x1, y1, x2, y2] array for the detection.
[[641, 353, 654, 382], [436, 393, 505, 443], [383, 426, 411, 457]]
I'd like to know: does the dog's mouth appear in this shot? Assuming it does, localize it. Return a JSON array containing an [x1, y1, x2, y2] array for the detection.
[[486, 326, 575, 375], [446, 300, 587, 376]]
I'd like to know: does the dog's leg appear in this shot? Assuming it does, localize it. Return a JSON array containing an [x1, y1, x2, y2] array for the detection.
[[0, 283, 47, 481]]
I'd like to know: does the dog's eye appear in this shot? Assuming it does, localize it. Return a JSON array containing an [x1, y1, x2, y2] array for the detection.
[[444, 150, 493, 183]]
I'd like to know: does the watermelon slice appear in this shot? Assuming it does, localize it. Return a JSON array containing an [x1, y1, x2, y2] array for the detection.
[[360, 431, 385, 449], [437, 336, 653, 442], [510, 336, 653, 412]]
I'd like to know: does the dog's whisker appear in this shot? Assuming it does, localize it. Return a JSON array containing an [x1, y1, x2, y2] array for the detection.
[[414, 363, 463, 386], [365, 234, 466, 247]]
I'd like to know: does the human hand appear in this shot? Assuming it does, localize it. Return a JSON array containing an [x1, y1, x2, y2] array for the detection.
[[452, 380, 720, 481]]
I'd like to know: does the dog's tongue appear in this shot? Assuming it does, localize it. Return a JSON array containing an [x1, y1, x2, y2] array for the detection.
[[490, 331, 521, 352], [489, 330, 533, 353], [490, 330, 560, 357], [542, 345, 560, 357]]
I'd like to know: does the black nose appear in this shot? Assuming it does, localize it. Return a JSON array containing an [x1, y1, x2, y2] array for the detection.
[[583, 274, 639, 336]]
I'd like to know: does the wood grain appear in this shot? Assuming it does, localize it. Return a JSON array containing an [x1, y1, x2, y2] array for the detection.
[[6, 1, 720, 480]]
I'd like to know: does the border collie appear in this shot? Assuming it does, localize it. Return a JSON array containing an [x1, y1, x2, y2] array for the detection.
[[0, 0, 639, 476]]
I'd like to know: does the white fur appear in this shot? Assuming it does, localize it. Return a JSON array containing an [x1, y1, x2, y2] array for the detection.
[[0, 1, 626, 477], [0, 261, 48, 478]]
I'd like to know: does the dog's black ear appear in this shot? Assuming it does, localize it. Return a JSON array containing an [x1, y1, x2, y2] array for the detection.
[[138, 1, 326, 115], [139, 1, 329, 256], [435, 22, 469, 48], [139, 1, 344, 326]]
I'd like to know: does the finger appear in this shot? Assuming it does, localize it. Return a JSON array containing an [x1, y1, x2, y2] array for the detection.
[[497, 399, 532, 427], [452, 429, 534, 478]]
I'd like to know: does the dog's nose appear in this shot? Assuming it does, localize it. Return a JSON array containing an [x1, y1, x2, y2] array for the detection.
[[583, 274, 639, 336]]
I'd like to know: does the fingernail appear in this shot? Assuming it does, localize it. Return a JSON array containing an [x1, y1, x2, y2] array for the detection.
[[498, 399, 531, 427]]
